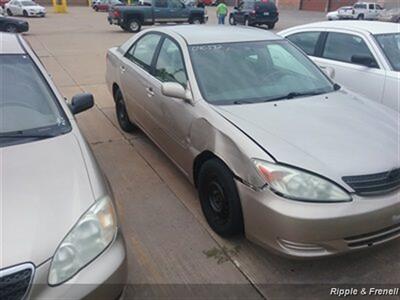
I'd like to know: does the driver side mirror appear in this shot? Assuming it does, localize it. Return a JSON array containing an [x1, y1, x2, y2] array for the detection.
[[351, 54, 378, 68], [161, 82, 192, 102], [69, 93, 94, 115]]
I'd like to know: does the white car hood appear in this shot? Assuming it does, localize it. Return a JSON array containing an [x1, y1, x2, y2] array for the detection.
[[213, 90, 400, 188], [25, 5, 45, 10], [0, 133, 95, 268]]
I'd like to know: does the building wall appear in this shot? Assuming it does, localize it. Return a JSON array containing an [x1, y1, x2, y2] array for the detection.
[[276, 0, 301, 9]]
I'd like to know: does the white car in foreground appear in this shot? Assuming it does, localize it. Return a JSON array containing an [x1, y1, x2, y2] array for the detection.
[[5, 0, 46, 17], [279, 21, 399, 112]]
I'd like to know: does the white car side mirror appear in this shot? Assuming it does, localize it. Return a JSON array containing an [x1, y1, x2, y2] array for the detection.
[[161, 82, 192, 102]]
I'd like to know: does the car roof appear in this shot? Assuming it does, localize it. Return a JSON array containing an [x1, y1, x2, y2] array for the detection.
[[281, 21, 398, 35], [0, 33, 25, 54], [158, 25, 283, 45]]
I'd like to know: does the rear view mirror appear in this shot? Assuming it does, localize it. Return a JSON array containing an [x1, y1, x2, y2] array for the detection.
[[161, 82, 192, 102], [70, 93, 94, 115], [351, 54, 378, 68]]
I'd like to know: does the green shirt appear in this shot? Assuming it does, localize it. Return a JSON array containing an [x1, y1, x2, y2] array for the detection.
[[216, 3, 228, 16]]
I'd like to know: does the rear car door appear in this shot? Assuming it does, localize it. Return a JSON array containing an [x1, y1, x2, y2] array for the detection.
[[313, 31, 386, 103], [119, 33, 162, 130], [144, 36, 193, 169]]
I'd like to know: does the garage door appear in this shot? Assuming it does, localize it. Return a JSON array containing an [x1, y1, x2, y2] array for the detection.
[[300, 0, 327, 11]]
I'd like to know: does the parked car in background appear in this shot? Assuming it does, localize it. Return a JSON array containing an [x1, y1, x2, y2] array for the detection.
[[93, 0, 123, 12], [279, 21, 399, 112], [5, 0, 45, 17], [378, 7, 400, 23], [0, 13, 28, 32], [0, 32, 127, 299], [326, 6, 352, 20], [108, 0, 206, 32], [106, 25, 400, 258], [229, 0, 279, 29], [338, 2, 384, 20]]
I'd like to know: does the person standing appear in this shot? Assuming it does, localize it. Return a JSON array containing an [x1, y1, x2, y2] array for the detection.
[[216, 0, 228, 24]]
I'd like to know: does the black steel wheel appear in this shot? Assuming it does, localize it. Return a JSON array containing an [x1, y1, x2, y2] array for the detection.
[[198, 158, 244, 237]]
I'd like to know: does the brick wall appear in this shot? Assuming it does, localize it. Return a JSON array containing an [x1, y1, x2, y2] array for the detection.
[[276, 0, 301, 9]]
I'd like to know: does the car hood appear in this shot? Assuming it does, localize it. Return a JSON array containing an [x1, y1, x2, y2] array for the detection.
[[213, 90, 399, 189], [1, 133, 95, 268]]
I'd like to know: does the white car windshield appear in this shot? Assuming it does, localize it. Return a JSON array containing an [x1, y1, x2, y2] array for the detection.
[[189, 40, 335, 105], [21, 1, 37, 6], [0, 55, 71, 146], [375, 33, 400, 72]]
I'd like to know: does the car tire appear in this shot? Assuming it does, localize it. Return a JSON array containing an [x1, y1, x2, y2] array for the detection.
[[229, 14, 236, 25], [357, 14, 364, 20], [126, 18, 141, 32], [95, 6, 99, 11], [23, 10, 28, 17], [5, 23, 18, 33], [115, 89, 136, 133], [198, 158, 244, 237], [267, 22, 275, 29], [189, 16, 202, 24], [7, 8, 12, 16]]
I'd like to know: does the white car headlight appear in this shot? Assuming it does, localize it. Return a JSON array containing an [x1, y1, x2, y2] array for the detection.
[[253, 159, 351, 202], [48, 196, 117, 285]]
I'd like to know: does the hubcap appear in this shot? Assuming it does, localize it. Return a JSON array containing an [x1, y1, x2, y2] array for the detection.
[[7, 26, 17, 33], [130, 21, 139, 31]]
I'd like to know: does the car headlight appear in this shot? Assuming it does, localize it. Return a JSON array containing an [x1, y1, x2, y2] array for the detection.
[[48, 196, 117, 285], [252, 159, 351, 202]]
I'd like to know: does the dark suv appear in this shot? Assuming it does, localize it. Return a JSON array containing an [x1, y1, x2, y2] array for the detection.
[[229, 0, 278, 29]]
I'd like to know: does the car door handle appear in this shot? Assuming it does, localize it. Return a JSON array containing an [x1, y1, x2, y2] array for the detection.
[[146, 87, 155, 97], [120, 65, 126, 73]]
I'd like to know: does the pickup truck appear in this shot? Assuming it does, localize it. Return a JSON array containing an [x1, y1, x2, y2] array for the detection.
[[108, 0, 207, 32], [338, 2, 384, 20]]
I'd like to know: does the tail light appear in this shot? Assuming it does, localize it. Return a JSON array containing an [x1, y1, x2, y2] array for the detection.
[[114, 9, 120, 17]]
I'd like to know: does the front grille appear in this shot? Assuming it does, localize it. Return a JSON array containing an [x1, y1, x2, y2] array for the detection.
[[342, 168, 400, 195], [0, 264, 34, 300], [345, 223, 400, 249]]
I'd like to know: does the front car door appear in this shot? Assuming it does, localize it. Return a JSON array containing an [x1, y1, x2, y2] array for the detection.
[[144, 36, 194, 171], [153, 0, 170, 21], [168, 0, 189, 22], [315, 31, 386, 103], [119, 33, 162, 130]]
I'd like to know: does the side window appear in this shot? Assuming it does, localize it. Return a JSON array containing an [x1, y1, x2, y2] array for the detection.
[[322, 32, 376, 65], [369, 4, 374, 9], [155, 0, 168, 8], [155, 38, 187, 87], [286, 32, 321, 56], [169, 0, 183, 8], [126, 34, 161, 72]]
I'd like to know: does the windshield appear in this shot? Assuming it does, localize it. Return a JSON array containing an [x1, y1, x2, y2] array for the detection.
[[21, 1, 37, 5], [0, 55, 71, 146], [189, 40, 334, 105], [375, 33, 400, 72]]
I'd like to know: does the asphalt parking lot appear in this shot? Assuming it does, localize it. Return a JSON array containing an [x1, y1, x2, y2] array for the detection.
[[21, 7, 400, 299]]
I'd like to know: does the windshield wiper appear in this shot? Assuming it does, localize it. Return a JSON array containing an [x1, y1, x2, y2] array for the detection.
[[232, 99, 254, 105], [264, 91, 327, 102], [0, 130, 57, 139]]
